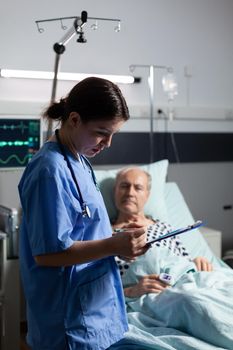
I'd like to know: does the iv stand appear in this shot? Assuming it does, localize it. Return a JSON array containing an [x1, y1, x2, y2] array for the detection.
[[148, 65, 155, 163], [36, 11, 121, 139], [129, 64, 168, 163], [46, 11, 88, 139]]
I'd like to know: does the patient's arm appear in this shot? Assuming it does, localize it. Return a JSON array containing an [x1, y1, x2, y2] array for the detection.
[[124, 274, 169, 298], [193, 256, 213, 271]]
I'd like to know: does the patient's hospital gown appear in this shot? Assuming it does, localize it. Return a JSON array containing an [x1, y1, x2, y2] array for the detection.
[[115, 220, 190, 275]]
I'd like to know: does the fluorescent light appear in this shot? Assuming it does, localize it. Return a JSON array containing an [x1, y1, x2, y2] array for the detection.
[[0, 69, 55, 80], [0, 69, 137, 84]]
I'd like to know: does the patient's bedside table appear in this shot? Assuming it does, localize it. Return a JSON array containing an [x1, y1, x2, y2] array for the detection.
[[199, 227, 222, 258]]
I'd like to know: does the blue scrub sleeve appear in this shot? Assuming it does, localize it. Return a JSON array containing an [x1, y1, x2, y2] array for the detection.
[[24, 172, 79, 256]]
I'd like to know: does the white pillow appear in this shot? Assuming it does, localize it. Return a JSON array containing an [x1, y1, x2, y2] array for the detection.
[[94, 159, 169, 222]]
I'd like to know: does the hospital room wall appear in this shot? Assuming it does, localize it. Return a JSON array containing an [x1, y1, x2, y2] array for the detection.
[[0, 0, 233, 252], [0, 0, 233, 110]]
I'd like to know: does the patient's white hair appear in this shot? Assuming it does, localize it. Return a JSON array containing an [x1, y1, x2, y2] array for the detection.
[[115, 167, 152, 191]]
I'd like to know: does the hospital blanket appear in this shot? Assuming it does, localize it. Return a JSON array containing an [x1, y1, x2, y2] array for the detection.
[[110, 246, 233, 350]]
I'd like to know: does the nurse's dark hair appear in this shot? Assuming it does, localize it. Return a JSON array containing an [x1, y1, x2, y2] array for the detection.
[[42, 77, 130, 123]]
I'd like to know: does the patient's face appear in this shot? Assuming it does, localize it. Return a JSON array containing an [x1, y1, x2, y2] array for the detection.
[[114, 169, 150, 215]]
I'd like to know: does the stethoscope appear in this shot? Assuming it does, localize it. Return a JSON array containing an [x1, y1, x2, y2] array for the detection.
[[55, 129, 98, 218]]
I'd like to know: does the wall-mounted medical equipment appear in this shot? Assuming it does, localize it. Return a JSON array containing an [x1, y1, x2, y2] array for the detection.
[[0, 205, 19, 259], [0, 205, 20, 350], [0, 116, 42, 169]]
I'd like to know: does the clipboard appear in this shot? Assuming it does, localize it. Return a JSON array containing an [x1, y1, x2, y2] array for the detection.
[[147, 220, 204, 245]]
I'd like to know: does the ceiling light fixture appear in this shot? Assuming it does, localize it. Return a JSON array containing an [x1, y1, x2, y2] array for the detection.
[[0, 69, 139, 85]]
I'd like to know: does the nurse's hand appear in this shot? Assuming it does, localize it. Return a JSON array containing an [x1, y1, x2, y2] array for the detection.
[[111, 225, 148, 259], [35, 224, 147, 267]]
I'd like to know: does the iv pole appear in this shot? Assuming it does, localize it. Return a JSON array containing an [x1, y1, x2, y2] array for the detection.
[[47, 11, 88, 138], [129, 64, 168, 163], [35, 11, 121, 139]]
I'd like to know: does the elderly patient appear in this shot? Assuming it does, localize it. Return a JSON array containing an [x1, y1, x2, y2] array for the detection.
[[110, 168, 233, 349], [112, 167, 212, 298]]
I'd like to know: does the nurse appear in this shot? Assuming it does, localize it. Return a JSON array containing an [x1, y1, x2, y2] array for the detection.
[[18, 77, 148, 350]]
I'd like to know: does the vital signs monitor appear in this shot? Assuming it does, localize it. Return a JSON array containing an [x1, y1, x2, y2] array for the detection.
[[0, 116, 42, 169]]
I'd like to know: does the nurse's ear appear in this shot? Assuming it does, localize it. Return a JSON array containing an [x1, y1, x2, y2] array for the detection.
[[68, 112, 82, 128]]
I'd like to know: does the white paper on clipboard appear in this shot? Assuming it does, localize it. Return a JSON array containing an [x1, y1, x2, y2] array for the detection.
[[147, 220, 204, 245]]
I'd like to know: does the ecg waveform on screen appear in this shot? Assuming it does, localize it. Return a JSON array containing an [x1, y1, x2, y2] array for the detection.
[[0, 119, 41, 168], [0, 140, 29, 147], [0, 120, 38, 134], [0, 154, 33, 166]]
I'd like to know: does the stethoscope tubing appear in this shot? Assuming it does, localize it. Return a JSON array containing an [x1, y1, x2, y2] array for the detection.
[[55, 129, 92, 218]]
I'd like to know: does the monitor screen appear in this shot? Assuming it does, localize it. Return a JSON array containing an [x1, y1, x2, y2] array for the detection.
[[0, 116, 42, 169]]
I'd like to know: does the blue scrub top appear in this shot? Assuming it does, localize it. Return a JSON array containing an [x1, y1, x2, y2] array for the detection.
[[18, 141, 128, 350]]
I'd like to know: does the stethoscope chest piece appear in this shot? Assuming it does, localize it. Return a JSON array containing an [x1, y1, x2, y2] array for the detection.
[[82, 204, 91, 218]]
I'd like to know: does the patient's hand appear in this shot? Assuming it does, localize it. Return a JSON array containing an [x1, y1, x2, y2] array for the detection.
[[124, 274, 170, 298], [193, 256, 213, 271]]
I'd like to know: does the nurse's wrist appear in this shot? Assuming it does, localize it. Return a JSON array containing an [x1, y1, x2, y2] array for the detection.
[[103, 236, 119, 256]]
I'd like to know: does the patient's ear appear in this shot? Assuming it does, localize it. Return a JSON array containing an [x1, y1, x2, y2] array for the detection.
[[142, 190, 150, 208], [146, 190, 150, 201]]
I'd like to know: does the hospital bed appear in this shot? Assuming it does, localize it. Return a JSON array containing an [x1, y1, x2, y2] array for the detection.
[[94, 159, 223, 266], [95, 160, 232, 350]]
